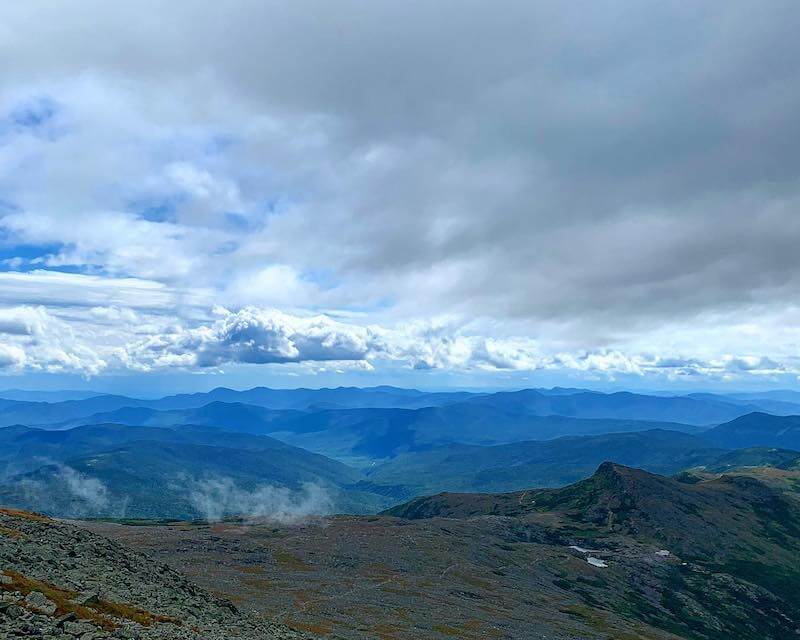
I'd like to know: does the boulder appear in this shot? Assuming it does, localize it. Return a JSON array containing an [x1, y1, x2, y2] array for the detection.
[[24, 590, 57, 615], [63, 619, 98, 636]]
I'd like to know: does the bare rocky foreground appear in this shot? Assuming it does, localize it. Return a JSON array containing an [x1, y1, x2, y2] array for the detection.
[[0, 507, 309, 640], [81, 515, 683, 640]]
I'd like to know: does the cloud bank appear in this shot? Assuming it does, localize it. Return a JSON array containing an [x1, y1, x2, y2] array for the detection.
[[0, 304, 796, 384]]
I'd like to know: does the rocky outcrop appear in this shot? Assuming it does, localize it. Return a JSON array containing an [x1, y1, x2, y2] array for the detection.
[[0, 507, 310, 639]]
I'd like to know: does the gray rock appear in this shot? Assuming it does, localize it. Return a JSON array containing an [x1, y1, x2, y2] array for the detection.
[[24, 592, 57, 616], [14, 621, 43, 636], [62, 620, 96, 636], [71, 592, 99, 607], [0, 602, 24, 619], [55, 613, 77, 627]]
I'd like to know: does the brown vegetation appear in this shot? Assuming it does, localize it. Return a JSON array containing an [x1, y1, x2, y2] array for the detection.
[[0, 525, 24, 539], [0, 508, 51, 523], [0, 570, 180, 630]]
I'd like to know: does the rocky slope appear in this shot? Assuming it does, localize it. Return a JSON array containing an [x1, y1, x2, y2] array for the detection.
[[10, 462, 800, 639], [82, 463, 800, 639], [384, 463, 800, 639], [0, 507, 308, 639]]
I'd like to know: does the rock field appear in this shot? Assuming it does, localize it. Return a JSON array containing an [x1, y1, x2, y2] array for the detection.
[[0, 507, 309, 640]]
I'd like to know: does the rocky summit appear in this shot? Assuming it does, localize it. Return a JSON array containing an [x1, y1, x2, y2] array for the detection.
[[0, 507, 308, 640]]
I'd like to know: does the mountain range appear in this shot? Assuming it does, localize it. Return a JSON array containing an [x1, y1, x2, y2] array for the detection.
[[4, 384, 800, 638], [2, 385, 800, 519], [3, 385, 799, 430]]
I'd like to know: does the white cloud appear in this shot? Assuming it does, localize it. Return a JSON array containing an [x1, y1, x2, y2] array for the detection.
[[0, 344, 26, 369], [384, 320, 546, 371], [2, 210, 214, 281], [0, 3, 798, 387], [0, 306, 49, 336], [224, 264, 328, 309], [0, 302, 798, 383], [0, 270, 184, 310], [111, 306, 800, 383], [165, 162, 244, 225], [125, 307, 384, 369], [188, 478, 332, 522], [0, 305, 107, 375]]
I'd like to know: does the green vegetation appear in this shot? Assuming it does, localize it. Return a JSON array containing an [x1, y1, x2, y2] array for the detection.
[[387, 462, 800, 639]]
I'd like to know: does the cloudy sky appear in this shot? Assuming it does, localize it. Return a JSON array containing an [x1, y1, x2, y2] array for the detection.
[[1, 1, 799, 393]]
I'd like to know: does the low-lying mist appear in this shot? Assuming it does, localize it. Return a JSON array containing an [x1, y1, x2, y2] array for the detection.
[[13, 464, 125, 518], [187, 478, 333, 523], [1, 462, 335, 523]]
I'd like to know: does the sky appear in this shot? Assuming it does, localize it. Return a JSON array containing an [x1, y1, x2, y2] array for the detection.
[[1, 1, 799, 394]]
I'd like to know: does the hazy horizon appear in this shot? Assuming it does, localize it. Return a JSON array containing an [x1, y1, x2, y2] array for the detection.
[[2, 380, 800, 401]]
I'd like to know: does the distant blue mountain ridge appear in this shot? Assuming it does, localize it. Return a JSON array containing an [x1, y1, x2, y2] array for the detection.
[[1, 385, 800, 519]]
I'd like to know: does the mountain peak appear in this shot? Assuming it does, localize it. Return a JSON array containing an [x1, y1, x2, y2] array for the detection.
[[594, 460, 628, 477], [705, 412, 800, 449]]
